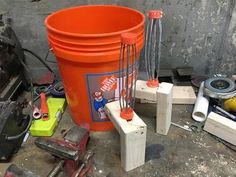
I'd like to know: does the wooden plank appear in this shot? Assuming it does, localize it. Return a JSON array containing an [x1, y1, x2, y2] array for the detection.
[[135, 80, 157, 102], [135, 80, 196, 104], [156, 82, 173, 135], [172, 86, 196, 104], [104, 101, 147, 171], [204, 112, 236, 146]]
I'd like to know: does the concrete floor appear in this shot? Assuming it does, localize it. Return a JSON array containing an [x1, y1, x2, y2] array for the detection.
[[1, 103, 236, 177]]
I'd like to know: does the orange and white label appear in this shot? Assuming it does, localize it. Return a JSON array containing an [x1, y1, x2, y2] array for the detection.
[[100, 75, 117, 92]]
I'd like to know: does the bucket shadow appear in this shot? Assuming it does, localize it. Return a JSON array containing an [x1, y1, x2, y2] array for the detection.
[[145, 144, 164, 162]]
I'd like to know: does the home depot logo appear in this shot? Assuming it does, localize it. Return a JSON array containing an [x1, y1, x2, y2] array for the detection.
[[100, 75, 117, 92]]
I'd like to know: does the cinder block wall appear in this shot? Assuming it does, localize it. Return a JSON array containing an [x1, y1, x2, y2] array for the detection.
[[1, 0, 235, 77]]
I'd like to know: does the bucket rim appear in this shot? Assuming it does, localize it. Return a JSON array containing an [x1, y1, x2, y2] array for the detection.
[[45, 5, 145, 38], [48, 29, 144, 46]]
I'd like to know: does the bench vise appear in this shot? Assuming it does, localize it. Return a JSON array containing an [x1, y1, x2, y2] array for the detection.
[[4, 126, 93, 177]]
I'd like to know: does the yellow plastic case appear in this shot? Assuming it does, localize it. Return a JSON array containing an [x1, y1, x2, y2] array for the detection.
[[30, 98, 66, 136]]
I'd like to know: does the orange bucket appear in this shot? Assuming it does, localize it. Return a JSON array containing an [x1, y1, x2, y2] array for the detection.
[[45, 5, 145, 131]]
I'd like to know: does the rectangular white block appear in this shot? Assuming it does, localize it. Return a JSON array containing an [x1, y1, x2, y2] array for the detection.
[[135, 80, 157, 102], [135, 80, 196, 104], [204, 112, 236, 146], [105, 101, 147, 171], [172, 86, 196, 104], [156, 82, 173, 135]]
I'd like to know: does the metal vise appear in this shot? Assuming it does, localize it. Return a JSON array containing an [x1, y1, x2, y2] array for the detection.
[[4, 126, 93, 177]]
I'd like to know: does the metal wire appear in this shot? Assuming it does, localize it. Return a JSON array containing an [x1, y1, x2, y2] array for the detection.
[[130, 44, 134, 108], [125, 45, 130, 112], [144, 20, 151, 79], [119, 42, 137, 113], [118, 43, 123, 109], [132, 44, 138, 108], [156, 19, 162, 78], [147, 19, 154, 79], [122, 44, 125, 109], [151, 19, 157, 79], [144, 16, 163, 80]]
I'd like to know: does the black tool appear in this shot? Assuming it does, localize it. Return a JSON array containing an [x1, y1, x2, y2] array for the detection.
[[0, 16, 29, 100], [0, 101, 30, 162]]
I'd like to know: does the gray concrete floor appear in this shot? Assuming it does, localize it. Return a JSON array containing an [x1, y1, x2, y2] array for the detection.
[[1, 103, 236, 177]]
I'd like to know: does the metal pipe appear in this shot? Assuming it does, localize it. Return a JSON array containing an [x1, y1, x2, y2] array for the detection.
[[47, 160, 64, 177], [214, 105, 236, 120]]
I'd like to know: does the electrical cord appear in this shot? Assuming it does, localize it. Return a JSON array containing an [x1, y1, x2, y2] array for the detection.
[[44, 48, 57, 63], [33, 81, 65, 101], [23, 48, 55, 75]]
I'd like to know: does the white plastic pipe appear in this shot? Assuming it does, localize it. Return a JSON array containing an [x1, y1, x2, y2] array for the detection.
[[192, 82, 209, 122]]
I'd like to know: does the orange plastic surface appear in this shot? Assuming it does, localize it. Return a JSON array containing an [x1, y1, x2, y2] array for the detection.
[[121, 33, 137, 45], [120, 107, 134, 121], [148, 10, 163, 19], [40, 93, 49, 120], [146, 79, 159, 88], [45, 5, 145, 131]]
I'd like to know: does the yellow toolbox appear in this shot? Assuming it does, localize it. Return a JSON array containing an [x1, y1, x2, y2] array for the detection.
[[30, 98, 66, 136]]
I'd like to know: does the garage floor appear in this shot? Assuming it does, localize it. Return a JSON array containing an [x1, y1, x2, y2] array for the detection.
[[1, 103, 236, 177]]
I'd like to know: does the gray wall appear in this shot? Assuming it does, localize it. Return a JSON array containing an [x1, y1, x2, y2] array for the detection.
[[0, 0, 235, 77]]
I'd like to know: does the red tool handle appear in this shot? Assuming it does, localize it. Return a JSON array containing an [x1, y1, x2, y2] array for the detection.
[[40, 92, 49, 120]]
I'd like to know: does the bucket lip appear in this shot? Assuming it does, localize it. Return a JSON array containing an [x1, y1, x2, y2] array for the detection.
[[45, 5, 145, 38], [48, 30, 144, 46]]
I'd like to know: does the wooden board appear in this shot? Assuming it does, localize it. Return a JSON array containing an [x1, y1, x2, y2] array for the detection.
[[156, 82, 173, 135], [172, 86, 196, 104], [135, 80, 196, 104], [204, 112, 236, 146], [104, 101, 147, 171], [135, 80, 157, 102]]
